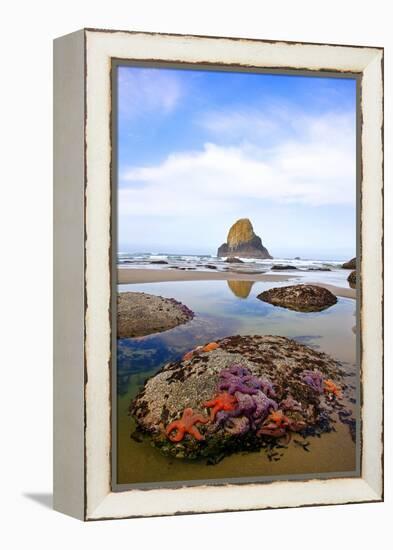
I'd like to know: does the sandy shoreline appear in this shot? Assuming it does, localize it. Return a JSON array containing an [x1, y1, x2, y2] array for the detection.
[[118, 268, 292, 284], [118, 268, 355, 300]]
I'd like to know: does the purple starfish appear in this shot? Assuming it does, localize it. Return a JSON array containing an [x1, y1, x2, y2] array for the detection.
[[218, 365, 275, 396], [215, 390, 278, 431], [300, 370, 324, 394], [280, 395, 303, 412], [252, 390, 278, 420], [225, 416, 250, 436]]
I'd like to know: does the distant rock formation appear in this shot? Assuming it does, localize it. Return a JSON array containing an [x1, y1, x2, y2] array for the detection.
[[342, 258, 356, 269], [217, 218, 272, 259]]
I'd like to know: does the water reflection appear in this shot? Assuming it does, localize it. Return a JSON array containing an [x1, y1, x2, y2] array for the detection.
[[117, 280, 356, 400], [117, 313, 238, 396], [116, 279, 357, 484], [227, 279, 254, 298]]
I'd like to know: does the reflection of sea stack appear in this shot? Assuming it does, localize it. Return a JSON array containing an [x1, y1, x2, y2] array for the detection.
[[217, 218, 272, 259], [227, 280, 254, 298]]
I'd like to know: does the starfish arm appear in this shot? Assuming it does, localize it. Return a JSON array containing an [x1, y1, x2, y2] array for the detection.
[[165, 420, 180, 435], [203, 398, 217, 408], [187, 425, 204, 441], [166, 421, 185, 441], [169, 429, 185, 442], [193, 414, 209, 424], [210, 404, 220, 420]]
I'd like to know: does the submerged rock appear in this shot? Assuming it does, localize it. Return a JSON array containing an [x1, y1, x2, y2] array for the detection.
[[217, 218, 272, 259], [130, 335, 352, 460], [342, 257, 356, 269], [117, 292, 194, 338], [150, 260, 169, 264], [347, 270, 357, 288], [271, 264, 298, 271], [257, 284, 337, 312]]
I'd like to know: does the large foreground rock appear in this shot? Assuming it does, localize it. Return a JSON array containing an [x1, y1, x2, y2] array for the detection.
[[217, 218, 272, 259], [130, 335, 353, 460], [257, 284, 337, 312], [117, 292, 194, 338]]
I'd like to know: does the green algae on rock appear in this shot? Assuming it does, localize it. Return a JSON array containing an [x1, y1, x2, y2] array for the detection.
[[257, 284, 337, 313], [130, 335, 354, 461]]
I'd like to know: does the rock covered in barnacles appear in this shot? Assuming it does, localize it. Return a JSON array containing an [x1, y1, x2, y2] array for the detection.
[[130, 335, 352, 460], [257, 284, 337, 313], [117, 292, 194, 338]]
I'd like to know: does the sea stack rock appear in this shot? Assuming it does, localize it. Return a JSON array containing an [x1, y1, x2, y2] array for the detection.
[[217, 218, 272, 259]]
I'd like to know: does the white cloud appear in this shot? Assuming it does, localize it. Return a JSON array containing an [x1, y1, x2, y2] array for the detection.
[[118, 67, 183, 119], [119, 110, 356, 217]]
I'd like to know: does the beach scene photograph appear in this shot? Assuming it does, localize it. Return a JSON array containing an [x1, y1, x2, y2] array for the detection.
[[114, 64, 359, 487]]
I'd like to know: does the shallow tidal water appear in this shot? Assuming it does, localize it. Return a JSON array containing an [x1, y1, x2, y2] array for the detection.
[[116, 279, 358, 487]]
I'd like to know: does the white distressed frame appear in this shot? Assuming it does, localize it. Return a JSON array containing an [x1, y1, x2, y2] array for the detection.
[[54, 29, 383, 521]]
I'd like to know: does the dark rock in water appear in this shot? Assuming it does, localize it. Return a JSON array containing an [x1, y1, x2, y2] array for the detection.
[[205, 264, 217, 269], [271, 264, 298, 271], [347, 270, 356, 288], [130, 335, 351, 460], [217, 218, 272, 259], [294, 257, 301, 260], [257, 284, 337, 312], [305, 267, 331, 272], [225, 257, 244, 263], [150, 260, 169, 264], [342, 257, 356, 269], [117, 292, 194, 338]]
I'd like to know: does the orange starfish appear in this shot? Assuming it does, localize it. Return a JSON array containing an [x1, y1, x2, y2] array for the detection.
[[203, 392, 238, 420], [165, 408, 209, 442], [324, 379, 341, 397], [182, 351, 194, 361], [268, 409, 290, 428], [203, 342, 220, 352]]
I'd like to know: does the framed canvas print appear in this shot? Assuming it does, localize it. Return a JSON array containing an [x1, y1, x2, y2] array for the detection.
[[53, 28, 384, 520]]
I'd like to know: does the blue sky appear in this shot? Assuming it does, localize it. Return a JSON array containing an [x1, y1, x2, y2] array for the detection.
[[117, 66, 357, 260]]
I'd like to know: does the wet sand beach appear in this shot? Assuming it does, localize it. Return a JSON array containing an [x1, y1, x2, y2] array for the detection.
[[118, 267, 356, 300]]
